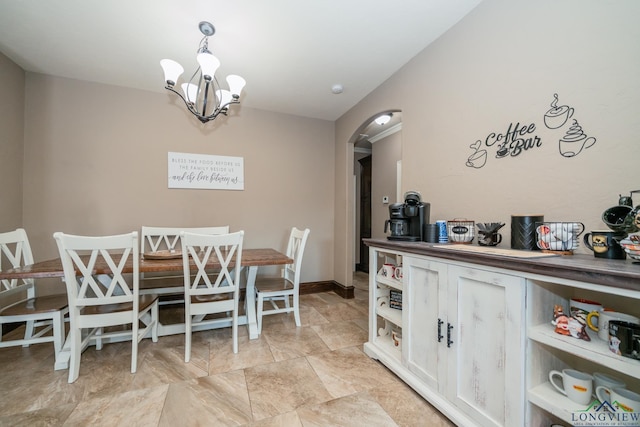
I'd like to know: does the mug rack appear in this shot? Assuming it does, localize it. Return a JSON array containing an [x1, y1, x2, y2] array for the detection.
[[535, 221, 585, 254]]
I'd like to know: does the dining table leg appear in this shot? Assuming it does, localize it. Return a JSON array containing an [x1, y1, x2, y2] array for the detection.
[[245, 265, 259, 339]]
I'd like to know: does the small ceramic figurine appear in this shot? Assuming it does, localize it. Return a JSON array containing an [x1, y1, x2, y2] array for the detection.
[[551, 304, 591, 341]]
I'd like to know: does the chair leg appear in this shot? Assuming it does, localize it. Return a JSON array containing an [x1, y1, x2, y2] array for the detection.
[[52, 312, 64, 362], [95, 327, 103, 351], [293, 293, 301, 327], [256, 293, 263, 334], [232, 300, 238, 354], [151, 301, 159, 343], [131, 318, 139, 374], [185, 313, 192, 363], [68, 327, 82, 383], [22, 320, 36, 347]]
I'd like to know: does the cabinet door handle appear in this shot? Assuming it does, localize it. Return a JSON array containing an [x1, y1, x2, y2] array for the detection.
[[447, 323, 454, 348], [437, 318, 444, 342]]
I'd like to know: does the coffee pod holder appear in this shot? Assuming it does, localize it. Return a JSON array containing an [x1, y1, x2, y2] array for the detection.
[[447, 219, 475, 244], [535, 221, 585, 255]]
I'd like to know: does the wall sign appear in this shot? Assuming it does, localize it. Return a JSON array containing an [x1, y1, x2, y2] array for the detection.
[[465, 93, 597, 169], [168, 152, 244, 190]]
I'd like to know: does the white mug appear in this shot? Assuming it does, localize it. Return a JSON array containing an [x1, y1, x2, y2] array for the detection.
[[570, 298, 603, 324], [593, 372, 626, 404], [377, 296, 389, 308], [380, 263, 395, 278], [393, 266, 403, 280], [549, 369, 594, 406], [587, 310, 640, 341], [596, 386, 640, 412], [391, 330, 402, 348]]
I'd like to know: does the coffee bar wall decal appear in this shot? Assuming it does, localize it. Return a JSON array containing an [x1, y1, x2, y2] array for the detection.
[[465, 121, 542, 169], [544, 93, 597, 158], [167, 152, 244, 190], [465, 93, 597, 169]]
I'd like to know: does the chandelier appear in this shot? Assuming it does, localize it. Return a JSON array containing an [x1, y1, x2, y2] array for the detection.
[[160, 21, 246, 124]]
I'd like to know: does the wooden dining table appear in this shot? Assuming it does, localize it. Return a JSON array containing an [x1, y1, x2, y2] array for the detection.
[[0, 248, 292, 370]]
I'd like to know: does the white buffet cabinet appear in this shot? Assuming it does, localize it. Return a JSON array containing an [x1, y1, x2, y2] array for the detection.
[[363, 240, 640, 427]]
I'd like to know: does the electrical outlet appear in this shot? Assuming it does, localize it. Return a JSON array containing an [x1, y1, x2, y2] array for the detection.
[[382, 196, 389, 204]]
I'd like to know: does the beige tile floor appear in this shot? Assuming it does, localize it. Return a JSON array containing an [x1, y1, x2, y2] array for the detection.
[[0, 272, 454, 426]]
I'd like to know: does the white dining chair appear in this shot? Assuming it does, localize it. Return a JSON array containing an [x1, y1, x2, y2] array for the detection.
[[139, 226, 229, 298], [53, 231, 159, 383], [181, 230, 244, 362], [0, 228, 69, 361], [255, 227, 310, 333]]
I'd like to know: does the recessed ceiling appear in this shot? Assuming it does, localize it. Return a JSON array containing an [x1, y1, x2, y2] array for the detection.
[[0, 0, 481, 121]]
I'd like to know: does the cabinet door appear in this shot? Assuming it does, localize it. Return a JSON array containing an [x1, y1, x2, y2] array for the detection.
[[404, 256, 447, 391], [446, 265, 525, 427]]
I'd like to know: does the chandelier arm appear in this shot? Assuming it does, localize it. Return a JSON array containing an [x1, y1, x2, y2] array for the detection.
[[164, 85, 200, 117]]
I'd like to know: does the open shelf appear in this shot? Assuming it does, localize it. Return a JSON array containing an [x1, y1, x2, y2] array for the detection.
[[528, 323, 640, 377], [377, 305, 402, 326], [375, 274, 403, 291], [374, 332, 402, 361], [528, 382, 598, 424]]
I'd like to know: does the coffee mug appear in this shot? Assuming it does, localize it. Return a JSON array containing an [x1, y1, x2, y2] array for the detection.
[[380, 263, 395, 278], [609, 320, 640, 359], [392, 330, 402, 348], [393, 266, 403, 280], [593, 372, 626, 404], [376, 296, 390, 308], [549, 369, 594, 405], [478, 232, 502, 246], [587, 310, 640, 341], [571, 298, 603, 325], [596, 386, 640, 412], [583, 230, 627, 259]]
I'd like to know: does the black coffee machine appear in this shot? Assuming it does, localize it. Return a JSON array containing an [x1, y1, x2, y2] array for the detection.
[[384, 191, 430, 241]]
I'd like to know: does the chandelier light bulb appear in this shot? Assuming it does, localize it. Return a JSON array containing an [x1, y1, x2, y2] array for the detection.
[[182, 83, 199, 104], [226, 75, 246, 98], [160, 59, 184, 87], [196, 52, 220, 80]]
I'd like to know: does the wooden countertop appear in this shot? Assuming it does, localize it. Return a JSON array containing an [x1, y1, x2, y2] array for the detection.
[[363, 238, 640, 292]]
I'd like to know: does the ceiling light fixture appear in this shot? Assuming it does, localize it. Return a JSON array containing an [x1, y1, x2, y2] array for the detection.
[[160, 21, 246, 124], [374, 114, 392, 125]]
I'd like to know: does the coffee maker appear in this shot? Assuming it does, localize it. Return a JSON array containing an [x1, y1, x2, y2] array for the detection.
[[384, 191, 430, 241]]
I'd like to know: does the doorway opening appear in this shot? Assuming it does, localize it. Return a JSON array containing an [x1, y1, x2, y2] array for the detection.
[[351, 111, 402, 276]]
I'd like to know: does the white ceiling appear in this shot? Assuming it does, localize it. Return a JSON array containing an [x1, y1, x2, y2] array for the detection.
[[0, 0, 481, 121]]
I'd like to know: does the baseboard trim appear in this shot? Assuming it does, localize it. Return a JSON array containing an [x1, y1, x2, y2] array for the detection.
[[300, 280, 354, 299]]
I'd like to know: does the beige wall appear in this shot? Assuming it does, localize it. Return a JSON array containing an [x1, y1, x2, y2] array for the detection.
[[334, 0, 640, 286], [372, 131, 402, 240], [0, 51, 25, 230], [18, 73, 334, 288]]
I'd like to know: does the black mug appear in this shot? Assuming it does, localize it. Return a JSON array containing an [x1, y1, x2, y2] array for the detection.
[[609, 320, 640, 359], [583, 230, 626, 259]]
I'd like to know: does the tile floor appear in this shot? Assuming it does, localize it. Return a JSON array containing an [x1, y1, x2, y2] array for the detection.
[[0, 272, 453, 426]]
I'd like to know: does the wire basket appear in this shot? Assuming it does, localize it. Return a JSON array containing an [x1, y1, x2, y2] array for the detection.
[[535, 222, 585, 253]]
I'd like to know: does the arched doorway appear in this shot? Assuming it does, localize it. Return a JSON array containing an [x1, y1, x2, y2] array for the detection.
[[350, 111, 402, 277]]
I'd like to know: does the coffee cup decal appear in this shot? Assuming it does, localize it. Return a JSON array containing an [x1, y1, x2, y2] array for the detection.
[[543, 93, 597, 158], [558, 119, 597, 157], [544, 93, 574, 129], [466, 140, 488, 169]]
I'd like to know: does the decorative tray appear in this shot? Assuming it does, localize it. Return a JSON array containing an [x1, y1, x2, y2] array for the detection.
[[143, 250, 182, 260]]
